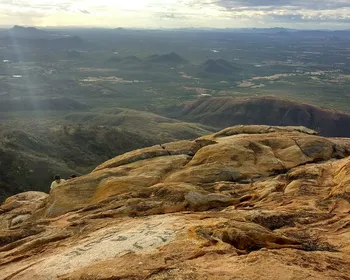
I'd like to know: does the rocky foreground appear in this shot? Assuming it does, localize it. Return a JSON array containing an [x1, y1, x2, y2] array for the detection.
[[1, 125, 350, 280]]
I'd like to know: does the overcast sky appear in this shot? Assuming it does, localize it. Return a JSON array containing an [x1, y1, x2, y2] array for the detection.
[[1, 0, 350, 29]]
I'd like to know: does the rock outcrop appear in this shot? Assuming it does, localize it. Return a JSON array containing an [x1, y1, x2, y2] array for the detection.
[[1, 125, 350, 279]]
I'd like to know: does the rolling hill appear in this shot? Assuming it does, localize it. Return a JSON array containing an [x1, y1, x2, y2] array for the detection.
[[0, 98, 89, 112], [146, 52, 188, 65], [0, 108, 212, 202], [166, 96, 350, 137], [105, 55, 143, 68], [199, 59, 242, 75]]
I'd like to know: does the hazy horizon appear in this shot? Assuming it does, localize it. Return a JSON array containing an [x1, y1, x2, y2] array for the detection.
[[1, 0, 350, 29], [2, 25, 350, 31]]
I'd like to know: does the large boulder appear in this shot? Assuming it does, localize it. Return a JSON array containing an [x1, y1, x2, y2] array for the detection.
[[0, 191, 48, 229]]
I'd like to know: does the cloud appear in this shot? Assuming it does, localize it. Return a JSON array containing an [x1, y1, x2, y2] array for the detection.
[[156, 13, 186, 20], [216, 0, 350, 10], [79, 9, 91, 15], [209, 0, 350, 25], [0, 0, 350, 28]]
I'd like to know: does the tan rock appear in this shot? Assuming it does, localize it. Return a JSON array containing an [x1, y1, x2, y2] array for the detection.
[[93, 145, 169, 172], [284, 180, 303, 194], [184, 192, 237, 211], [0, 191, 48, 229], [1, 125, 350, 280]]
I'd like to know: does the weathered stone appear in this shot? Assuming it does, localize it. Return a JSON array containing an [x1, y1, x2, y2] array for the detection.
[[197, 220, 301, 252], [0, 191, 48, 229], [184, 192, 237, 211], [1, 125, 350, 280], [93, 145, 169, 172]]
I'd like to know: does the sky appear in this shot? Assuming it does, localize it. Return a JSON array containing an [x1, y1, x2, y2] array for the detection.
[[1, 0, 350, 29]]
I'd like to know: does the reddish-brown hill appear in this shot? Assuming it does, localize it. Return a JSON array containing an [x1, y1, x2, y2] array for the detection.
[[169, 96, 350, 137]]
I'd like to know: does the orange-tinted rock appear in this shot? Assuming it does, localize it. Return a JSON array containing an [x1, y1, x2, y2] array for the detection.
[[0, 191, 48, 229], [1, 125, 350, 280]]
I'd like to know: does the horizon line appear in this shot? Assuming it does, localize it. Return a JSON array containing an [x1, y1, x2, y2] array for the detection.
[[2, 25, 350, 31]]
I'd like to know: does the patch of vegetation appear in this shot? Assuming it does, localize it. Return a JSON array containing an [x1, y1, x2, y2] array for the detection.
[[0, 109, 212, 202]]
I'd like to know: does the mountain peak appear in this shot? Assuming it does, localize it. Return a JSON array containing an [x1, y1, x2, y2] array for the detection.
[[12, 25, 36, 30], [7, 25, 50, 39], [147, 52, 187, 64], [10, 25, 43, 32]]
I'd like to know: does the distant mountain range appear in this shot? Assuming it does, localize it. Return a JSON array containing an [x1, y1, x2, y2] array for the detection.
[[3, 26, 350, 40], [146, 27, 350, 38], [105, 53, 241, 76], [0, 26, 84, 50], [3, 25, 58, 39]]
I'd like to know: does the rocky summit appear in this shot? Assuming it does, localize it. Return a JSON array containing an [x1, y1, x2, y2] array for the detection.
[[1, 125, 350, 280]]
